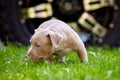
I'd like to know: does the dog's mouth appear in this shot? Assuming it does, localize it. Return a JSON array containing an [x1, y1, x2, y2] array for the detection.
[[28, 51, 50, 61], [38, 56, 45, 60], [28, 52, 44, 61]]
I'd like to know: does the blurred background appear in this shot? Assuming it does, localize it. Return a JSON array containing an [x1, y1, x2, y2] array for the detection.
[[0, 0, 120, 47]]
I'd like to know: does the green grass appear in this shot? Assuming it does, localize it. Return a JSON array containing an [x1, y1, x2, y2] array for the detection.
[[0, 43, 120, 80]]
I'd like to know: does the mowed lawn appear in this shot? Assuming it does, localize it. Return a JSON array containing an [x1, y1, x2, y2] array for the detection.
[[0, 43, 120, 80]]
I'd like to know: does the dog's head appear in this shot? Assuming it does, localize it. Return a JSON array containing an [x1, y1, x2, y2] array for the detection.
[[27, 28, 63, 61]]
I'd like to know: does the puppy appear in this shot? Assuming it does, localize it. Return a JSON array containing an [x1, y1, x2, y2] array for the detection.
[[27, 20, 88, 63]]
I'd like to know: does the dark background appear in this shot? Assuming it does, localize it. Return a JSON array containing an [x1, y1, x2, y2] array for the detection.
[[0, 0, 120, 47]]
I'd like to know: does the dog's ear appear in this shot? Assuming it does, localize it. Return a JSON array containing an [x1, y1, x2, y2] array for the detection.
[[48, 31, 63, 48]]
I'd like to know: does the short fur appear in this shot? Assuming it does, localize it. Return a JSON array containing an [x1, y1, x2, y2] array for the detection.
[[27, 20, 88, 63]]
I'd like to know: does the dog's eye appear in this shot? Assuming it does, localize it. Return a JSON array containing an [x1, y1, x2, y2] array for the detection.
[[35, 43, 40, 48]]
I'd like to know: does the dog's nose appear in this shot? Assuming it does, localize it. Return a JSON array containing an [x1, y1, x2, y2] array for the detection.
[[28, 52, 32, 57]]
